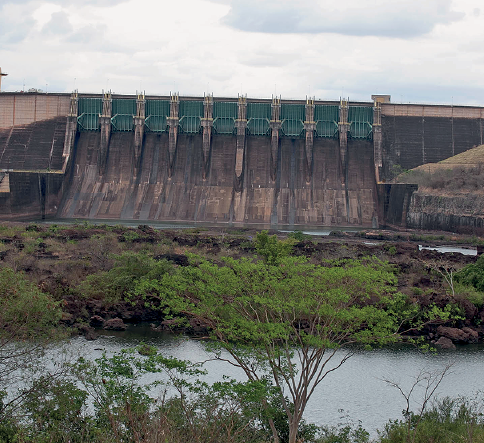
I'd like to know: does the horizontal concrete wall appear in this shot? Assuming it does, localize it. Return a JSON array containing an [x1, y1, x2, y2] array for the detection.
[[2, 92, 484, 228], [0, 93, 70, 129], [0, 171, 64, 219], [381, 103, 484, 119]]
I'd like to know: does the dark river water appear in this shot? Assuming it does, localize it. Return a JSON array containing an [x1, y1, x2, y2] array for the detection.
[[63, 325, 484, 437]]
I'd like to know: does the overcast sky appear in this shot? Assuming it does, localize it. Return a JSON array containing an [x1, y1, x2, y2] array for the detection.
[[0, 0, 483, 105]]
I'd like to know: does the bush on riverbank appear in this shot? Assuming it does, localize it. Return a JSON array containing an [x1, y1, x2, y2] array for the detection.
[[379, 396, 484, 443], [2, 348, 484, 443]]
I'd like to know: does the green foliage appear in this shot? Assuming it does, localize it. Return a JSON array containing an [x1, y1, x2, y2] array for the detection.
[[21, 377, 91, 442], [318, 419, 369, 443], [385, 244, 397, 256], [132, 253, 420, 443], [0, 267, 65, 435], [455, 254, 484, 292], [456, 283, 484, 307], [287, 230, 312, 242], [158, 378, 272, 443], [78, 251, 172, 302], [134, 254, 404, 346], [0, 267, 62, 342], [379, 397, 484, 443], [255, 230, 294, 265], [391, 164, 408, 180], [118, 229, 141, 243], [0, 418, 18, 443], [411, 287, 423, 296]]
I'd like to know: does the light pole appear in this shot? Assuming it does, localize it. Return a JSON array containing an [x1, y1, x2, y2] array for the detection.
[[0, 67, 8, 92]]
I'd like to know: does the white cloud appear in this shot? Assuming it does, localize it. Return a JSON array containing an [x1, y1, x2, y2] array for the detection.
[[0, 0, 483, 105], [223, 0, 464, 38]]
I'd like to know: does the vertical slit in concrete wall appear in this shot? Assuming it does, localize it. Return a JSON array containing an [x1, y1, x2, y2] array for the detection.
[[39, 173, 46, 220], [345, 145, 350, 224], [288, 139, 296, 226], [451, 109, 455, 157], [270, 137, 282, 226], [480, 118, 483, 146], [422, 116, 425, 165]]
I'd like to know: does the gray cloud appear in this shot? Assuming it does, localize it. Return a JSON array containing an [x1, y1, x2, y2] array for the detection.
[[222, 0, 464, 38], [42, 11, 73, 35], [0, 15, 35, 44]]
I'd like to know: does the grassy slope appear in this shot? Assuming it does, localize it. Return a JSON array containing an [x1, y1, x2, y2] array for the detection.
[[396, 145, 484, 197], [412, 144, 484, 174]]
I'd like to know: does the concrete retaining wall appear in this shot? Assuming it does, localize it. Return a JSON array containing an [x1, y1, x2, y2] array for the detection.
[[0, 93, 70, 129]]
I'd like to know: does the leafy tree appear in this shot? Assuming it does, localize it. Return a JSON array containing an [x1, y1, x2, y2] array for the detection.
[[133, 253, 429, 443], [72, 346, 268, 443], [0, 266, 63, 420], [21, 376, 90, 443]]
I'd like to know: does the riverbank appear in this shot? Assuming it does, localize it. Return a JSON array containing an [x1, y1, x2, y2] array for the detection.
[[0, 221, 483, 348]]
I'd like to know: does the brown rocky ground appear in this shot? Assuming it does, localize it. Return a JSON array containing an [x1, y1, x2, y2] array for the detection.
[[0, 221, 483, 348]]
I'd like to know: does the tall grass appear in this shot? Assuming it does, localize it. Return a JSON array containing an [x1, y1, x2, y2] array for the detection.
[[396, 163, 484, 192]]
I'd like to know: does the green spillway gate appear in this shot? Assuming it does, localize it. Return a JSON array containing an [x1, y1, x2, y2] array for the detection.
[[77, 97, 102, 131], [349, 106, 373, 139], [145, 100, 170, 132], [247, 102, 271, 136], [179, 101, 203, 134], [314, 105, 339, 138], [213, 101, 237, 134], [111, 99, 136, 132], [281, 104, 305, 137]]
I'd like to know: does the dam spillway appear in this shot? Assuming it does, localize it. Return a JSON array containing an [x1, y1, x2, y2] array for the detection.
[[59, 132, 375, 225], [0, 92, 483, 227]]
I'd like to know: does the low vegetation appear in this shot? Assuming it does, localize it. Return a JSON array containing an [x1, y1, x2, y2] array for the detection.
[[395, 163, 484, 192], [393, 145, 484, 192], [0, 223, 484, 442]]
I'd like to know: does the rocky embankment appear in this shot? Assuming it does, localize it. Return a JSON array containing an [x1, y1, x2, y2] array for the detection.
[[395, 144, 484, 234], [407, 192, 484, 234], [1, 222, 483, 349]]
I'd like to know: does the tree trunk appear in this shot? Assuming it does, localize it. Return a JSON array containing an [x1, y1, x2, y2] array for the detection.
[[288, 417, 299, 443], [269, 417, 280, 443]]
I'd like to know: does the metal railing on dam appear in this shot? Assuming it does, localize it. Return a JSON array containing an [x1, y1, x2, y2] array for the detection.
[[73, 94, 373, 140]]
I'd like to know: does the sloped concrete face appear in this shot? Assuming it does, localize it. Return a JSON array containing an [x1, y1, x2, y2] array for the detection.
[[0, 117, 67, 171], [0, 116, 68, 219], [57, 131, 378, 226]]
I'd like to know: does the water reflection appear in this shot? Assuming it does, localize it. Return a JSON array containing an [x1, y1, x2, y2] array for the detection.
[[419, 245, 477, 256]]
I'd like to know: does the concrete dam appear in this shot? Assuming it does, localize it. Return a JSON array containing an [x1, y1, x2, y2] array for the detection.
[[0, 92, 483, 228]]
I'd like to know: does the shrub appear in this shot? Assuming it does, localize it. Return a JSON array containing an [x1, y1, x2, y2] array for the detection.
[[255, 231, 294, 265], [78, 251, 172, 302], [455, 255, 484, 292]]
